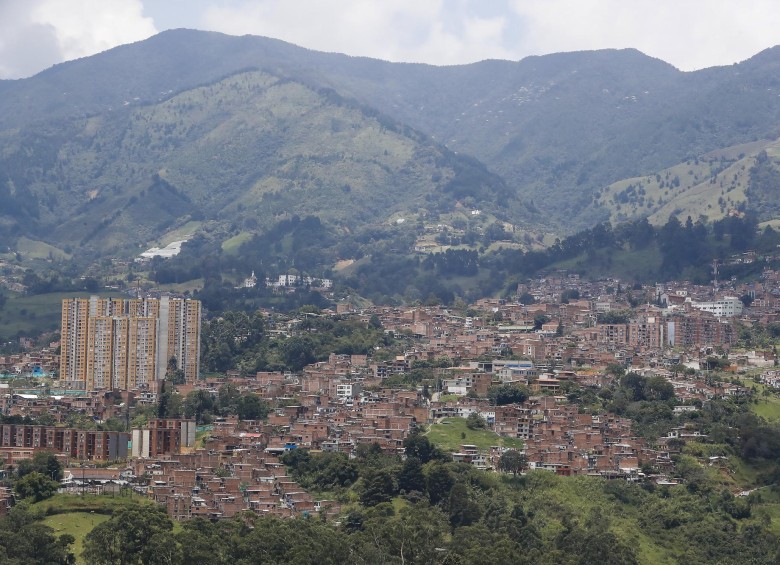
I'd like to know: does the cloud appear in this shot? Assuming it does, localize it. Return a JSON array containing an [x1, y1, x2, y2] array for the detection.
[[508, 0, 780, 70], [2, 0, 778, 79], [201, 0, 514, 65], [198, 0, 780, 70], [0, 0, 157, 79]]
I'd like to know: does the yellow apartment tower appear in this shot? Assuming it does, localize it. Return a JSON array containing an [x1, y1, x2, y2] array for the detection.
[[60, 296, 201, 391]]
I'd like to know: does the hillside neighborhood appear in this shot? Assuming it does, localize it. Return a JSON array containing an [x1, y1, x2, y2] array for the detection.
[[0, 267, 778, 521]]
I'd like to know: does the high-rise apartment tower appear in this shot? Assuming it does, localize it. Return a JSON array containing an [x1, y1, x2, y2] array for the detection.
[[59, 296, 201, 390]]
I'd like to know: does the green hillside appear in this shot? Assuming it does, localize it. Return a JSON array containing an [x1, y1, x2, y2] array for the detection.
[[593, 139, 777, 225], [0, 69, 513, 260], [427, 417, 524, 452], [4, 30, 780, 235]]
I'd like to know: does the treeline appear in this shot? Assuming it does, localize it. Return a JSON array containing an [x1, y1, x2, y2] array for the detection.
[[19, 270, 100, 294], [199, 310, 396, 374], [154, 383, 270, 424], [136, 207, 780, 312], [28, 431, 780, 564], [72, 480, 780, 564], [152, 215, 338, 287], [3, 407, 780, 563], [495, 213, 778, 282], [565, 370, 780, 481]]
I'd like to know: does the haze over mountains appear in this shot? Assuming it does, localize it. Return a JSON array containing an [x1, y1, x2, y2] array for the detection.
[[2, 29, 780, 259]]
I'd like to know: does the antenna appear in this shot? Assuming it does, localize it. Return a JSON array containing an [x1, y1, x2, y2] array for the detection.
[[712, 259, 719, 292]]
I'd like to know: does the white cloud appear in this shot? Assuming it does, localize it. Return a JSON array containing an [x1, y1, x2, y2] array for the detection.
[[201, 0, 514, 65], [0, 2, 60, 79], [508, 0, 780, 70], [0, 0, 157, 79], [2, 0, 778, 78], [198, 0, 780, 70]]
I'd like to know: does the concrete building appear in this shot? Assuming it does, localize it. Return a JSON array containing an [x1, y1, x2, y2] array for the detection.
[[0, 424, 128, 461], [131, 419, 196, 458], [629, 310, 665, 349], [690, 296, 743, 318], [60, 296, 201, 391], [667, 312, 734, 349], [596, 323, 629, 346]]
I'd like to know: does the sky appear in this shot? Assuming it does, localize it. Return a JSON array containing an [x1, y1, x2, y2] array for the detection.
[[1, 0, 780, 79]]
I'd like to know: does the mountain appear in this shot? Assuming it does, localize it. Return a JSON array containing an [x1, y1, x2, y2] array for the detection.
[[591, 138, 769, 224], [2, 30, 780, 258], [0, 67, 510, 257]]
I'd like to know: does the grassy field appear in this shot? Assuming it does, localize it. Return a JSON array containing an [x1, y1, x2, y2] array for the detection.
[[156, 278, 204, 294], [35, 493, 156, 515], [159, 221, 202, 245], [0, 291, 94, 337], [427, 417, 523, 452], [749, 488, 780, 535], [222, 231, 253, 254], [552, 245, 663, 282], [42, 511, 109, 562], [16, 236, 71, 260], [736, 377, 780, 422], [34, 494, 163, 563], [32, 494, 157, 563], [753, 395, 780, 421], [595, 139, 768, 226]]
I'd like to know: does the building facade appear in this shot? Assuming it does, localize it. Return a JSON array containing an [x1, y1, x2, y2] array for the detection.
[[60, 296, 201, 390], [690, 296, 743, 318], [667, 312, 734, 350], [629, 309, 665, 350], [131, 419, 196, 458], [0, 424, 129, 461]]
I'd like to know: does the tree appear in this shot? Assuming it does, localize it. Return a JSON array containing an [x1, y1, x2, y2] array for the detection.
[[0, 504, 74, 564], [533, 314, 550, 330], [353, 502, 449, 565], [561, 289, 580, 303], [360, 468, 396, 507], [487, 384, 529, 406], [165, 356, 185, 385], [605, 363, 626, 378], [518, 292, 536, 305], [142, 531, 183, 565], [403, 432, 448, 463], [157, 384, 183, 419], [83, 506, 174, 565], [425, 461, 455, 505], [13, 472, 59, 502], [230, 513, 350, 564], [16, 451, 63, 481], [176, 518, 235, 564], [644, 376, 675, 401], [466, 412, 486, 430], [368, 314, 382, 329], [184, 389, 216, 423], [280, 335, 317, 371], [448, 482, 482, 528], [704, 356, 729, 371], [498, 450, 527, 476], [398, 456, 426, 495], [236, 394, 269, 421], [597, 310, 632, 324], [216, 383, 241, 416]]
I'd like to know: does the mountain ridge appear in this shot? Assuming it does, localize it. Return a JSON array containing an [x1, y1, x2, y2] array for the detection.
[[3, 30, 780, 261], [0, 66, 516, 258]]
